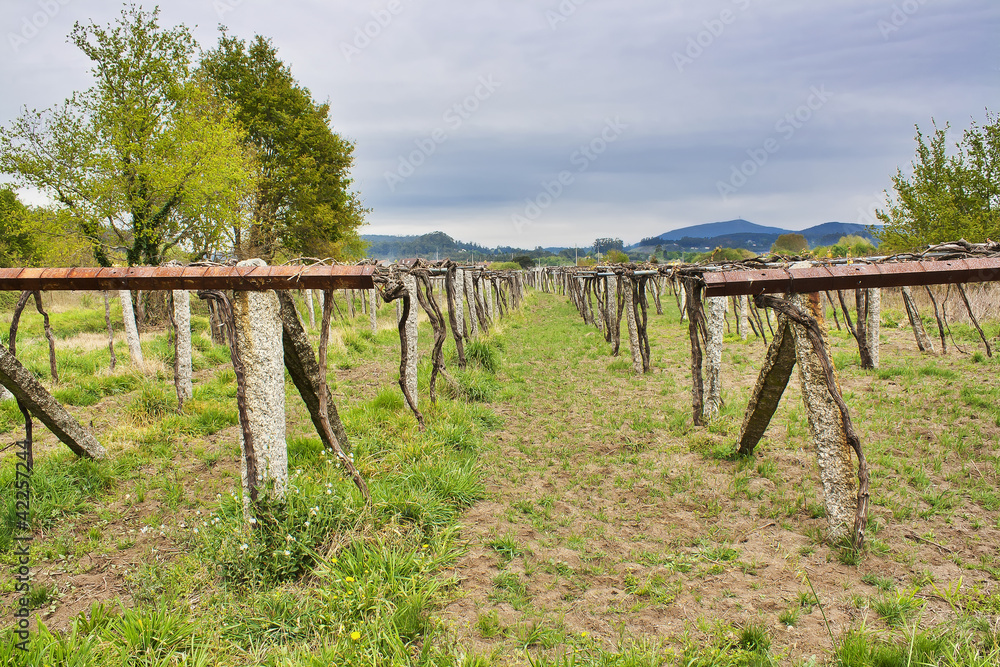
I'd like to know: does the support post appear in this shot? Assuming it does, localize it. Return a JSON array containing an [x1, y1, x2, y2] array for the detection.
[[865, 288, 880, 369], [172, 290, 193, 404], [704, 296, 726, 419], [369, 288, 378, 334], [738, 295, 749, 341], [788, 293, 858, 542], [305, 289, 316, 329], [276, 291, 352, 454], [464, 270, 478, 338], [453, 268, 466, 340], [232, 259, 287, 509], [119, 289, 144, 367], [0, 345, 107, 459], [737, 319, 797, 455], [625, 277, 642, 373], [901, 286, 933, 353], [401, 273, 419, 410]]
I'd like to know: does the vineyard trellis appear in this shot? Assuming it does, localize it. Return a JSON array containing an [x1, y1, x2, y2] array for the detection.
[[2, 244, 998, 547], [539, 240, 1000, 548], [0, 259, 528, 522]]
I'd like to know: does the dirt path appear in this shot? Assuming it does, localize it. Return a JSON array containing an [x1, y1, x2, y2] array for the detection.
[[441, 291, 1000, 662]]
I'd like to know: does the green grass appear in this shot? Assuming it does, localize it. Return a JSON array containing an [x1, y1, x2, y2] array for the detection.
[[4, 288, 1000, 666]]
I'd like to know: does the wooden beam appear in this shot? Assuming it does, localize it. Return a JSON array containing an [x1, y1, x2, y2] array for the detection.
[[0, 265, 375, 292], [702, 257, 1000, 297]]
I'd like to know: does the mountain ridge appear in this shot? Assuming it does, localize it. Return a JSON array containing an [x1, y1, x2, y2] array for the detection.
[[360, 220, 880, 259]]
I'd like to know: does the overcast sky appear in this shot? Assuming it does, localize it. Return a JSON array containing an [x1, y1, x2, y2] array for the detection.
[[2, 0, 998, 248]]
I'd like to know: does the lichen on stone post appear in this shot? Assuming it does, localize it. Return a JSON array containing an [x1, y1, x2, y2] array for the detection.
[[233, 259, 288, 510], [369, 288, 378, 334], [788, 293, 857, 542], [305, 289, 316, 329], [738, 295, 749, 341], [119, 289, 144, 368], [464, 270, 478, 339], [172, 290, 193, 403], [704, 295, 727, 419], [453, 269, 466, 339], [865, 288, 880, 369]]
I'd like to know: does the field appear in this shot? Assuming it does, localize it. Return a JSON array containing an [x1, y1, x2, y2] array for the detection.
[[1, 286, 999, 666]]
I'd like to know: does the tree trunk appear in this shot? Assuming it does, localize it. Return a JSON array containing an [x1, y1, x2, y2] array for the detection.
[[901, 286, 933, 353]]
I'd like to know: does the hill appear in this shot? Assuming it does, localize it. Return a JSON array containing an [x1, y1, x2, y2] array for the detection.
[[631, 220, 878, 253]]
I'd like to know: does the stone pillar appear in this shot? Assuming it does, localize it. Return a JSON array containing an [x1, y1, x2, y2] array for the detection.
[[738, 295, 749, 341], [605, 276, 617, 326], [679, 286, 687, 322], [369, 289, 378, 334], [317, 289, 325, 317], [0, 331, 10, 400], [453, 269, 466, 339], [465, 270, 479, 338], [487, 278, 496, 321], [233, 259, 287, 508], [789, 293, 857, 541], [401, 273, 419, 409], [704, 296, 727, 419], [625, 278, 642, 373], [305, 289, 316, 329], [172, 290, 193, 402], [118, 290, 144, 367], [865, 288, 880, 369]]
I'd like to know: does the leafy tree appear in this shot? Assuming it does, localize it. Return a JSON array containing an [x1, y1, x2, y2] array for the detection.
[[593, 237, 624, 255], [771, 233, 809, 254], [0, 187, 36, 267], [512, 255, 534, 269], [876, 114, 1000, 251], [0, 6, 254, 267], [200, 32, 367, 260], [604, 249, 629, 264], [696, 247, 757, 263], [814, 235, 877, 258]]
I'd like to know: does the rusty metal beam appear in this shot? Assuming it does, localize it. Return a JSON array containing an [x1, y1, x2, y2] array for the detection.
[[0, 265, 375, 292], [702, 258, 1000, 297]]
